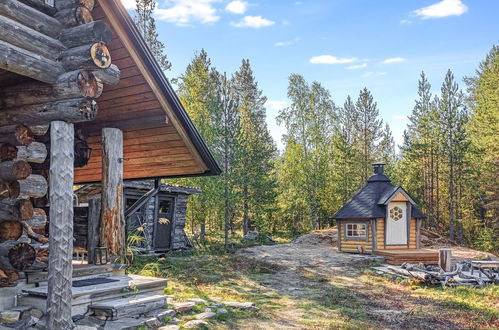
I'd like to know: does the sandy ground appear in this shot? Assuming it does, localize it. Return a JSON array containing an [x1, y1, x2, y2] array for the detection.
[[233, 230, 496, 329]]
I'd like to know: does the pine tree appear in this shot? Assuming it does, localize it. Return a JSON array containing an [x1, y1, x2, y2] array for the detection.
[[353, 88, 383, 181], [134, 0, 171, 71]]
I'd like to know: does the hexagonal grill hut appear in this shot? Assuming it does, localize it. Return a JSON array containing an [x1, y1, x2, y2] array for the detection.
[[332, 163, 426, 254]]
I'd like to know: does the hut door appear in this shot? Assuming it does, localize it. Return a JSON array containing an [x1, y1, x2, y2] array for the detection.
[[154, 197, 174, 250], [386, 202, 408, 245]]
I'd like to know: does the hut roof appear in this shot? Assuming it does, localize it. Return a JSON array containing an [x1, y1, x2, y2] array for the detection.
[[73, 0, 220, 183], [332, 165, 425, 219]]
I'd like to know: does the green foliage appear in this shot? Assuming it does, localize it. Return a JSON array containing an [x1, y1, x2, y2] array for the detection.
[[134, 0, 171, 71]]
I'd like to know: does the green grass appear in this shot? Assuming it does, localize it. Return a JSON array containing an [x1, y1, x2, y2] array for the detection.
[[127, 235, 499, 329]]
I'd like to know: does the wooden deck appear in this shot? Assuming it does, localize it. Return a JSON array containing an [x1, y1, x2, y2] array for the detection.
[[374, 249, 439, 265]]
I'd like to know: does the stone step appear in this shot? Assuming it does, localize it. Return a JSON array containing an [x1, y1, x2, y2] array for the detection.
[[18, 274, 167, 316], [89, 293, 167, 320]]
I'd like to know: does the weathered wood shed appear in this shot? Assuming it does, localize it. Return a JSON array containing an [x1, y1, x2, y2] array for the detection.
[[0, 0, 220, 327], [333, 163, 428, 260], [76, 181, 200, 254]]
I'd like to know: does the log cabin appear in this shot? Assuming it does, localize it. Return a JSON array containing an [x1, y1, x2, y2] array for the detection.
[[0, 0, 220, 328], [332, 163, 437, 264]]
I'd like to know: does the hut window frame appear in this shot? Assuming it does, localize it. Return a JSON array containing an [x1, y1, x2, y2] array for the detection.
[[345, 223, 368, 240]]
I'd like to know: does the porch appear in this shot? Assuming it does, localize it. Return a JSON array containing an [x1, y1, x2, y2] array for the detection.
[[374, 249, 439, 265]]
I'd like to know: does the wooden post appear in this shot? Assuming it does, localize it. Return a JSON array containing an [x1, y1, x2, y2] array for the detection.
[[87, 196, 101, 264], [439, 249, 452, 272], [416, 218, 422, 249], [46, 121, 74, 330], [100, 128, 124, 258]]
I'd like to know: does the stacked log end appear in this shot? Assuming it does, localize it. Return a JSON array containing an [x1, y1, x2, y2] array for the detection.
[[0, 127, 49, 286]]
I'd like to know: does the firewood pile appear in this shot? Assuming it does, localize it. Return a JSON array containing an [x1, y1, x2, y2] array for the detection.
[[387, 261, 499, 288], [0, 125, 50, 287]]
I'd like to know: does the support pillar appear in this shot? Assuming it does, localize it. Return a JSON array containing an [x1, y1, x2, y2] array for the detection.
[[100, 128, 124, 258], [46, 121, 74, 330]]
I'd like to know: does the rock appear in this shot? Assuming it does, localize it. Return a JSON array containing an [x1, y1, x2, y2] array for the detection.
[[204, 308, 212, 313], [216, 308, 228, 315], [0, 311, 20, 323], [209, 297, 223, 302], [33, 316, 46, 329], [95, 315, 107, 321], [145, 317, 161, 327], [72, 314, 85, 322], [74, 316, 106, 328], [173, 302, 195, 313], [186, 298, 207, 305], [156, 310, 176, 320], [74, 326, 98, 330], [241, 231, 275, 243], [195, 311, 216, 320], [183, 320, 208, 328], [103, 317, 143, 330], [158, 326, 180, 330], [224, 301, 258, 311], [30, 309, 44, 319]]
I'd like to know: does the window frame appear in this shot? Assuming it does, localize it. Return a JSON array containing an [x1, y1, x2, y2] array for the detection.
[[344, 222, 368, 241]]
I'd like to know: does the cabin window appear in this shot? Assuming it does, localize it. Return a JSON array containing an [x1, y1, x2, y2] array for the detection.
[[389, 206, 403, 221], [345, 223, 367, 239]]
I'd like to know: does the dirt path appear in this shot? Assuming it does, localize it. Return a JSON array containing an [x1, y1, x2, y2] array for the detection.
[[233, 231, 490, 329]]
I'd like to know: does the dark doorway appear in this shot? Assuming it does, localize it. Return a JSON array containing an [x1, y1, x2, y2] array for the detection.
[[154, 196, 174, 250]]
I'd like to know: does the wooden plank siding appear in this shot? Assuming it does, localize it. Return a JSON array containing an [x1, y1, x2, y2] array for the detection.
[[339, 217, 418, 252], [74, 3, 207, 183], [338, 220, 373, 253]]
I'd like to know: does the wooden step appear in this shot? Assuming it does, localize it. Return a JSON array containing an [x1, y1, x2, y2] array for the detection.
[[19, 274, 167, 315], [89, 293, 167, 320], [24, 264, 123, 284]]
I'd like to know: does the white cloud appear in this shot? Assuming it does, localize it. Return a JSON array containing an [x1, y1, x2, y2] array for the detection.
[[400, 19, 412, 25], [413, 0, 468, 19], [274, 37, 300, 47], [266, 100, 288, 111], [231, 16, 275, 28], [362, 71, 387, 78], [226, 0, 247, 14], [347, 62, 367, 70], [309, 55, 357, 64], [155, 0, 220, 26], [120, 0, 136, 9], [382, 57, 406, 64], [392, 115, 408, 120]]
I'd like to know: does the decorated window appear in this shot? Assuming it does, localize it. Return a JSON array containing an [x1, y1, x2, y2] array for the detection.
[[389, 206, 403, 221], [346, 223, 367, 238]]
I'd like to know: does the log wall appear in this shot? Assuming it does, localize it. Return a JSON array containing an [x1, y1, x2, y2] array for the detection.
[[338, 220, 373, 253]]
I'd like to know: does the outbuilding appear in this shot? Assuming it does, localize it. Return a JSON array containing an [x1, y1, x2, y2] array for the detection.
[[333, 163, 426, 254]]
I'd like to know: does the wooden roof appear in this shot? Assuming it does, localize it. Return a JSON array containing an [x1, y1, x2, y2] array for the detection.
[[74, 0, 220, 183]]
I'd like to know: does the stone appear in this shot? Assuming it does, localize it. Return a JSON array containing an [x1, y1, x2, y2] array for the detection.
[[95, 315, 107, 321], [158, 326, 180, 330], [74, 316, 106, 328], [224, 301, 258, 311], [156, 310, 176, 320], [74, 326, 98, 330], [145, 317, 161, 327], [186, 298, 207, 305], [204, 308, 212, 313], [170, 318, 181, 325], [209, 297, 223, 302], [173, 302, 195, 313], [72, 314, 86, 322], [183, 320, 208, 328], [216, 308, 228, 315], [0, 311, 20, 323], [195, 311, 216, 320], [33, 316, 46, 329], [103, 317, 143, 330]]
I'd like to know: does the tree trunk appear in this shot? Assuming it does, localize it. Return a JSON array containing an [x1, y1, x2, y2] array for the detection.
[[0, 98, 98, 127], [0, 240, 36, 270], [0, 180, 20, 199], [87, 197, 100, 264], [60, 42, 112, 71], [92, 64, 120, 85], [46, 121, 74, 330], [243, 186, 249, 236], [54, 6, 93, 28], [0, 160, 31, 181], [100, 128, 124, 258], [0, 269, 19, 287], [0, 40, 62, 84], [60, 21, 112, 49], [0, 221, 23, 242], [18, 174, 48, 199], [0, 198, 34, 221], [16, 142, 47, 164], [0, 70, 102, 108], [439, 249, 452, 272]]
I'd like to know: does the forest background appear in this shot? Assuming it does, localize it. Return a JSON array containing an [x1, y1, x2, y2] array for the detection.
[[134, 0, 498, 254]]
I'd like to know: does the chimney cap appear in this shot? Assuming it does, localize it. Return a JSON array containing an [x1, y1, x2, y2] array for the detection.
[[372, 162, 385, 175], [372, 162, 385, 167]]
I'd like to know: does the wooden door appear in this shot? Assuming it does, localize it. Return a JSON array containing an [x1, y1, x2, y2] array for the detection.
[[153, 196, 174, 250], [385, 202, 408, 245]]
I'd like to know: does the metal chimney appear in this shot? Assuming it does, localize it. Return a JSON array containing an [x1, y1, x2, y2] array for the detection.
[[372, 162, 385, 175]]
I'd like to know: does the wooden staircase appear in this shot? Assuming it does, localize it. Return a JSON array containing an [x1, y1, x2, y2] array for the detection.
[[19, 266, 168, 318], [374, 249, 439, 265]]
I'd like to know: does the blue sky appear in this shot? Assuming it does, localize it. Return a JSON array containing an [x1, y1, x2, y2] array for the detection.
[[121, 0, 498, 150]]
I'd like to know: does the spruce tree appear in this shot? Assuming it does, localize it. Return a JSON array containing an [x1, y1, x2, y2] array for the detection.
[[134, 0, 171, 71]]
